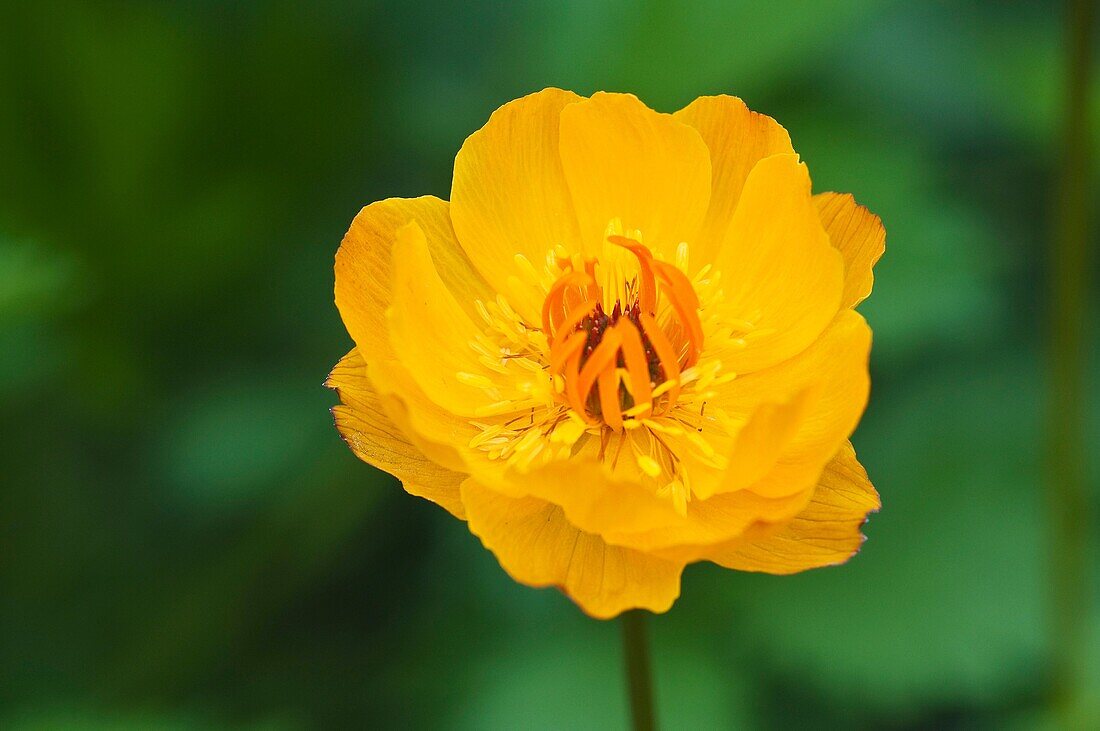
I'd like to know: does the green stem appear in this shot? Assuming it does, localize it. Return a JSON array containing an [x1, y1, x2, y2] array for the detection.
[[1048, 0, 1094, 717], [621, 610, 657, 731]]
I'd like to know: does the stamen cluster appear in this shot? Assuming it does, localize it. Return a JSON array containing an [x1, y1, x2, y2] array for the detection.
[[542, 236, 704, 430]]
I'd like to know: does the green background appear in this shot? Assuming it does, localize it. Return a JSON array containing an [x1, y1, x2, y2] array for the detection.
[[2, 1, 1097, 728]]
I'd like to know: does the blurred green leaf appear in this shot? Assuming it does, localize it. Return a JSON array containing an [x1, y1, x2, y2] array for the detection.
[[0, 238, 84, 320], [157, 376, 329, 512], [516, 0, 892, 110]]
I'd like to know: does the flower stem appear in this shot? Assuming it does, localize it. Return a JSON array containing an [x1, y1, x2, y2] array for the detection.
[[621, 610, 657, 731], [1047, 0, 1094, 718]]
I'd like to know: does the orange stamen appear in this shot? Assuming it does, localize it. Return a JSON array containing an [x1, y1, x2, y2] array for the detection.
[[615, 319, 653, 419], [549, 330, 586, 375], [542, 269, 597, 336], [575, 328, 623, 415], [608, 235, 657, 313], [564, 335, 588, 421], [597, 368, 623, 431], [640, 312, 682, 414], [653, 261, 703, 365]]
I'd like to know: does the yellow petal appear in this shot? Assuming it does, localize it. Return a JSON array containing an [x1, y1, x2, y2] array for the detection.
[[688, 386, 815, 500], [480, 456, 686, 538], [451, 88, 584, 324], [333, 196, 486, 472], [334, 196, 490, 362], [704, 442, 880, 573], [326, 349, 467, 519], [714, 310, 872, 499], [373, 383, 474, 476], [713, 154, 844, 374], [673, 95, 794, 268], [607, 483, 814, 558], [461, 479, 683, 618], [388, 220, 520, 417], [558, 92, 711, 260], [814, 192, 886, 309]]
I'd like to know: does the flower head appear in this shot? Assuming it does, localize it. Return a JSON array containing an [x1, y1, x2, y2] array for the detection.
[[328, 89, 883, 618]]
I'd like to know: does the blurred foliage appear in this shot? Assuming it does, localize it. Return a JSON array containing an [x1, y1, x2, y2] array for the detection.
[[1, 0, 1098, 728]]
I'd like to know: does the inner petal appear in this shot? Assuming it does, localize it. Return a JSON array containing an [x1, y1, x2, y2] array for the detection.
[[558, 92, 713, 261], [450, 88, 585, 324]]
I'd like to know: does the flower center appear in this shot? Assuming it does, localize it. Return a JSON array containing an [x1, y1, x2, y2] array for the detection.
[[542, 236, 704, 431]]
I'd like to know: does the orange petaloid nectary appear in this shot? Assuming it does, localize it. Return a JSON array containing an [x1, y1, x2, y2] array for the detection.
[[328, 89, 884, 618]]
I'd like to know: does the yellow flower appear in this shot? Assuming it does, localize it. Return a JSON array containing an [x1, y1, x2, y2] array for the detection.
[[328, 89, 884, 618]]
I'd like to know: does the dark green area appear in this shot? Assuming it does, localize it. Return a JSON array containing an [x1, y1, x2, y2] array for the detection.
[[1, 1, 1097, 728]]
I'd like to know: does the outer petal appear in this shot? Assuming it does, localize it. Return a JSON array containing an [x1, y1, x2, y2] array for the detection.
[[450, 88, 584, 324], [604, 479, 814, 558], [814, 192, 886, 309], [716, 309, 872, 499], [688, 386, 815, 501], [461, 479, 683, 618], [372, 381, 475, 477], [712, 154, 844, 374], [333, 196, 489, 471], [388, 220, 521, 417], [673, 95, 794, 269], [704, 442, 880, 572], [334, 196, 490, 361], [326, 349, 467, 519], [484, 456, 687, 538], [558, 92, 711, 260]]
